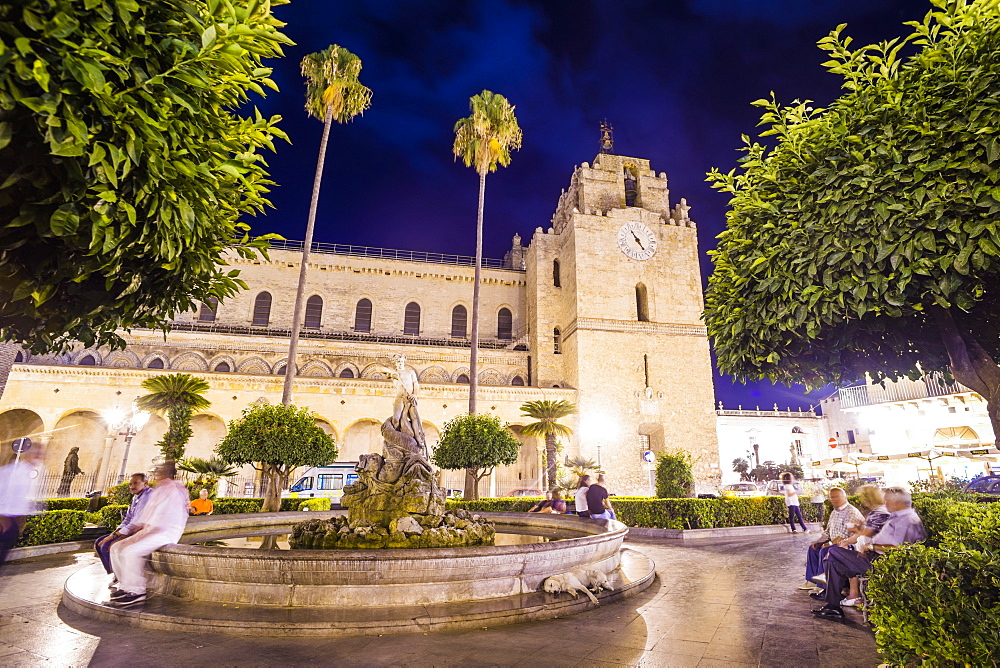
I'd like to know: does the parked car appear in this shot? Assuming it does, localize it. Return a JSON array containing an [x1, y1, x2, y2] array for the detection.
[[720, 483, 765, 499], [506, 488, 544, 497], [282, 463, 358, 505], [965, 475, 1000, 495], [763, 480, 804, 496]]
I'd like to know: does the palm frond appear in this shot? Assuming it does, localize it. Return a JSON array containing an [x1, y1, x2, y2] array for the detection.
[[453, 90, 522, 175], [136, 373, 212, 414], [301, 45, 372, 123], [520, 399, 577, 420]]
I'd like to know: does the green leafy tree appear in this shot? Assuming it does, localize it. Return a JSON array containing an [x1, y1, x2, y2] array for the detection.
[[732, 457, 751, 481], [216, 403, 338, 513], [432, 413, 520, 501], [0, 0, 290, 353], [135, 373, 210, 461], [706, 1, 1000, 438], [453, 90, 523, 417], [655, 451, 694, 498], [281, 45, 371, 405], [566, 456, 599, 479], [520, 399, 576, 489]]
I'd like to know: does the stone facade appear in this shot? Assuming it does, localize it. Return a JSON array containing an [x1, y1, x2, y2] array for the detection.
[[0, 153, 720, 495]]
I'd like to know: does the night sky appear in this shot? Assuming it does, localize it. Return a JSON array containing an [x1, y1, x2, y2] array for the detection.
[[244, 0, 929, 410]]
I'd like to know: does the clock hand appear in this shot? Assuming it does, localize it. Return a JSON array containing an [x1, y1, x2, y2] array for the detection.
[[630, 230, 645, 250]]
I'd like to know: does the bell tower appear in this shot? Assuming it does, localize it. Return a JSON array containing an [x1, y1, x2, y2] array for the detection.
[[525, 153, 720, 494]]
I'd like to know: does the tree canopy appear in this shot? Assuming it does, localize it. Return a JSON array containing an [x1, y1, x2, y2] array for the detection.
[[135, 372, 211, 461], [216, 402, 337, 512], [705, 0, 1000, 434], [432, 413, 520, 500], [0, 0, 291, 353], [520, 399, 575, 488]]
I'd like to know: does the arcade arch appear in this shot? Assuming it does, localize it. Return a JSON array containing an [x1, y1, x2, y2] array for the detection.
[[341, 419, 382, 461], [0, 408, 44, 466]]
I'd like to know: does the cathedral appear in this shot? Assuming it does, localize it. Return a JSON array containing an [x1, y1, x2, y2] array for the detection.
[[0, 153, 721, 496]]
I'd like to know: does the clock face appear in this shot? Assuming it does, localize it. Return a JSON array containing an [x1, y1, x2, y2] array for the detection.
[[616, 221, 657, 261]]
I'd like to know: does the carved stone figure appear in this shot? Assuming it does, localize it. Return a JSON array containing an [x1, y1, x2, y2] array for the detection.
[[289, 355, 494, 549], [56, 446, 83, 495]]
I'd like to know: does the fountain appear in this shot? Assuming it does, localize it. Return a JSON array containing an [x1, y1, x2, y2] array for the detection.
[[62, 355, 655, 636]]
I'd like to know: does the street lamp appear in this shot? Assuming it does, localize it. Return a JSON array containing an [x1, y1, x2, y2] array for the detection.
[[103, 404, 151, 484]]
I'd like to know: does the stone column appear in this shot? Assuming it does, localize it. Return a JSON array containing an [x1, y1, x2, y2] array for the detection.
[[93, 434, 116, 490]]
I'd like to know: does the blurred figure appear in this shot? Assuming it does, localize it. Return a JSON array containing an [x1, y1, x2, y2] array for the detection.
[[782, 472, 808, 533], [189, 489, 214, 516], [0, 445, 42, 571], [56, 446, 84, 496], [94, 473, 151, 583], [109, 460, 189, 607]]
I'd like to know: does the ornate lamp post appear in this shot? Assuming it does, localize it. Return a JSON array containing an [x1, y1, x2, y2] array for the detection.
[[102, 404, 151, 484]]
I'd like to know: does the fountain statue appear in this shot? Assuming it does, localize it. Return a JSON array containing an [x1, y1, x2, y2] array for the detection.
[[290, 354, 495, 549]]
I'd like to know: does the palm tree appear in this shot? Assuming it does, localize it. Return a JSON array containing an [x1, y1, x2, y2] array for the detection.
[[135, 373, 211, 461], [520, 399, 576, 489], [282, 45, 372, 405], [178, 456, 239, 491], [452, 90, 522, 416], [565, 456, 599, 479]]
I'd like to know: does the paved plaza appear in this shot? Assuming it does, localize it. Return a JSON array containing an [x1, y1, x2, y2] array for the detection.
[[0, 533, 880, 667]]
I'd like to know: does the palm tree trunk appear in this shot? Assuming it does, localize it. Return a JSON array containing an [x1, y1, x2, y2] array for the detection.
[[282, 104, 334, 406], [546, 433, 557, 489], [464, 170, 487, 501]]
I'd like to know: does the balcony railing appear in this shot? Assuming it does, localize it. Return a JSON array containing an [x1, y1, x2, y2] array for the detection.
[[162, 321, 524, 351], [265, 239, 522, 271], [838, 372, 972, 409]]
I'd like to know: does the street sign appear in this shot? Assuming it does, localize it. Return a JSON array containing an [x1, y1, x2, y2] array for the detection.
[[11, 437, 31, 453], [828, 437, 838, 449], [642, 450, 655, 463]]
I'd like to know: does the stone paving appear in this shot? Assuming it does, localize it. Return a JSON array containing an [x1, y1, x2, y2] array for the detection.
[[0, 533, 881, 667]]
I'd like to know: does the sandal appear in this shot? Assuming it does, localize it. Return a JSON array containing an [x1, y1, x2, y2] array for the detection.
[[841, 598, 860, 607]]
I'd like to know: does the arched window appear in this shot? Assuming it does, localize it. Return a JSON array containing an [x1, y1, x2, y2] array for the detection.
[[511, 375, 525, 386], [276, 364, 287, 376], [339, 368, 355, 378], [624, 166, 638, 207], [79, 354, 96, 366], [451, 305, 467, 338], [252, 292, 271, 327], [553, 259, 561, 288], [456, 373, 470, 384], [497, 308, 513, 340], [304, 295, 323, 329], [198, 297, 219, 323], [147, 358, 164, 369], [635, 283, 649, 322], [214, 362, 231, 373], [354, 298, 372, 333], [13, 352, 23, 363], [553, 327, 561, 355], [403, 302, 420, 335]]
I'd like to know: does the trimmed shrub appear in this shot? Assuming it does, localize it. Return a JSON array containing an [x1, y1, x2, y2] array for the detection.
[[447, 496, 822, 528], [44, 498, 89, 511], [16, 510, 87, 547], [97, 504, 129, 529], [212, 497, 302, 514], [655, 451, 694, 498], [868, 500, 1000, 665], [106, 481, 132, 505], [298, 498, 332, 511]]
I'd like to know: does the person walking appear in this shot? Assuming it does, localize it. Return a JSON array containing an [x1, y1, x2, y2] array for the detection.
[[782, 472, 808, 533], [109, 461, 189, 607], [575, 475, 591, 517], [0, 447, 42, 572]]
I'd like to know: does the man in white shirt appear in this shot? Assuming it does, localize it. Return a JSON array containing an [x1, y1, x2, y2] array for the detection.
[[109, 461, 189, 607], [0, 447, 42, 571], [799, 487, 863, 589]]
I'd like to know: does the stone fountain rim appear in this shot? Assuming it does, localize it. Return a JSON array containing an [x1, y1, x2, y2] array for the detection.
[[167, 510, 627, 561]]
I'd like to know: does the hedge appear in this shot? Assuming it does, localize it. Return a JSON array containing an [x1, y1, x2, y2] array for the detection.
[[298, 498, 332, 511], [868, 499, 1000, 665], [97, 504, 129, 529], [447, 496, 822, 529], [213, 497, 302, 514], [44, 497, 109, 511], [16, 510, 87, 547]]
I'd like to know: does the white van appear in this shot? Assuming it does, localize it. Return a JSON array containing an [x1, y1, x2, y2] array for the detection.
[[282, 463, 359, 505]]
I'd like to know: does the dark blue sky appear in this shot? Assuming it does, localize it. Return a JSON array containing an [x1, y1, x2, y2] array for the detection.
[[245, 0, 929, 410]]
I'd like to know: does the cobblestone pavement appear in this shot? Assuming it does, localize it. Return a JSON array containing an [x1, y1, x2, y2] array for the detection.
[[0, 533, 881, 667]]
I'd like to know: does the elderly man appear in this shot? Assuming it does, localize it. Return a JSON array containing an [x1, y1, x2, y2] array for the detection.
[[798, 487, 863, 590], [812, 487, 925, 619], [109, 461, 189, 607], [94, 473, 152, 584]]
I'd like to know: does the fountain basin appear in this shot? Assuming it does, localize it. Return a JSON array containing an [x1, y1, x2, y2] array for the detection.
[[63, 511, 655, 637]]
